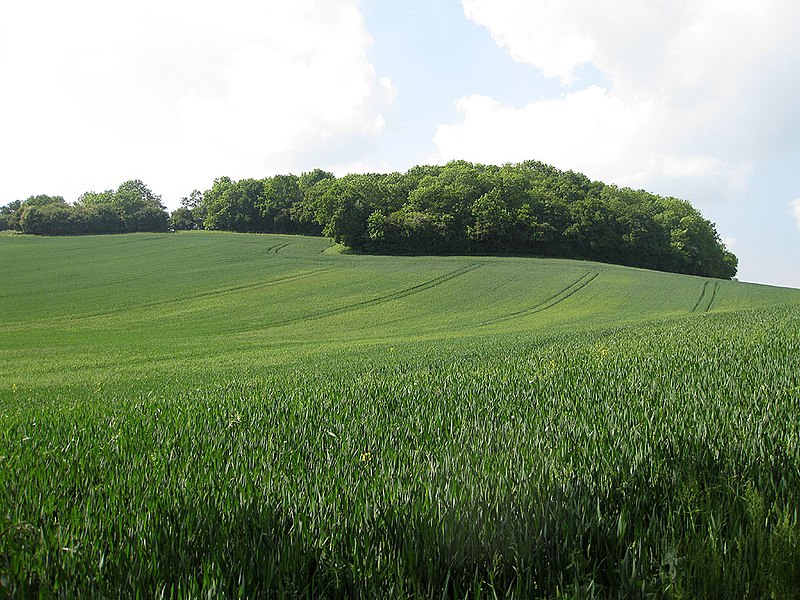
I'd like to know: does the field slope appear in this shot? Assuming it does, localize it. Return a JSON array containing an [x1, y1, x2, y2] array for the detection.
[[1, 232, 799, 598]]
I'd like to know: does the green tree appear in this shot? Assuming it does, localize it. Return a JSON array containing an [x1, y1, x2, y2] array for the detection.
[[319, 174, 392, 248], [19, 203, 73, 235], [21, 194, 68, 208], [512, 202, 560, 253], [111, 180, 168, 232], [291, 170, 335, 234], [202, 177, 267, 232], [125, 205, 170, 232], [171, 207, 198, 231], [259, 175, 302, 233], [181, 189, 203, 211], [298, 169, 335, 191], [77, 182, 169, 233], [171, 190, 204, 231], [467, 189, 514, 251], [84, 204, 125, 234], [0, 200, 23, 231], [77, 190, 115, 207]]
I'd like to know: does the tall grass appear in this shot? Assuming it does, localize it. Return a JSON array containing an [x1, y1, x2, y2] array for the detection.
[[1, 233, 799, 597]]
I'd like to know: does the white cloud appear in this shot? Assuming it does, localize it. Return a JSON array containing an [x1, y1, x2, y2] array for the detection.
[[436, 87, 660, 182], [442, 0, 800, 199], [0, 0, 395, 207], [791, 200, 800, 232]]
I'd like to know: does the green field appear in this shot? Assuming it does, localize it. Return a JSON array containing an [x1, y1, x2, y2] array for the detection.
[[2, 232, 800, 598]]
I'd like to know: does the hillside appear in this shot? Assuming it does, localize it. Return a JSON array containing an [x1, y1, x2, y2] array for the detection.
[[0, 232, 794, 387], [2, 232, 800, 598]]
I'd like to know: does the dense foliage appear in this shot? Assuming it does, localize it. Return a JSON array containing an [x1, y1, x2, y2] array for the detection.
[[0, 180, 169, 235], [0, 232, 798, 598], [194, 161, 737, 279], [0, 161, 737, 278]]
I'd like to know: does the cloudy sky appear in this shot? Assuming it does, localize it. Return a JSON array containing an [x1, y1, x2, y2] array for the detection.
[[1, 0, 799, 287]]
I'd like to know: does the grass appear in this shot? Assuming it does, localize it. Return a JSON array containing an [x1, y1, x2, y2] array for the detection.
[[1, 231, 799, 598]]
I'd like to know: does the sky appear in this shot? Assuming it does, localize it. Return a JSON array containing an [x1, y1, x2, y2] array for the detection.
[[1, 0, 799, 288]]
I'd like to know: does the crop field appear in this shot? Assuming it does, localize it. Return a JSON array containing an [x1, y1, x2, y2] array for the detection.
[[2, 232, 800, 598]]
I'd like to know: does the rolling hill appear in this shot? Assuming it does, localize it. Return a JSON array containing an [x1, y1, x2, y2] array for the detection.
[[1, 231, 796, 387], [1, 231, 799, 598]]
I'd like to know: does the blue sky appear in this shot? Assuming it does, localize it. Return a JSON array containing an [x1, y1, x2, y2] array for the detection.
[[1, 0, 798, 287]]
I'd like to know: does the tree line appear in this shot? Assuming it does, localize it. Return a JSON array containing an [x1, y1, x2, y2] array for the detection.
[[0, 160, 737, 279], [0, 180, 170, 235]]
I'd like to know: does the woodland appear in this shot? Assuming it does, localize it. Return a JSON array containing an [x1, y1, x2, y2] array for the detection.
[[0, 160, 737, 278]]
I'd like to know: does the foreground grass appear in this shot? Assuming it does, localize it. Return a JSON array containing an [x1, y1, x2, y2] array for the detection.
[[1, 233, 800, 597]]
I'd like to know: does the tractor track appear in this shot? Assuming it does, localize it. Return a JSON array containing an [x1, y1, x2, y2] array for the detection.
[[479, 270, 601, 326], [267, 262, 485, 327], [691, 280, 720, 313], [0, 266, 345, 331]]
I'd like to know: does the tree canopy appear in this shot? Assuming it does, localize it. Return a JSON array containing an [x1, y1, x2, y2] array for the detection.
[[0, 161, 738, 279], [2, 181, 170, 235], [192, 161, 736, 279]]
